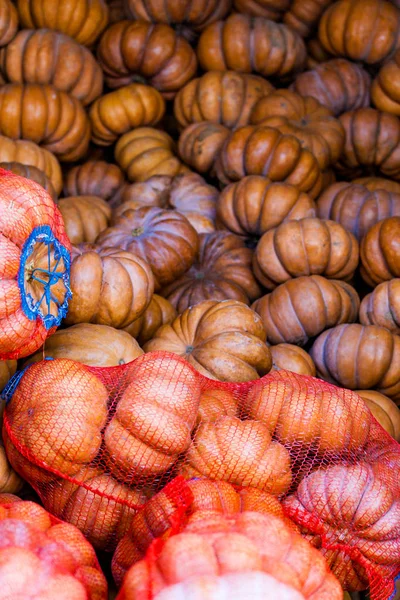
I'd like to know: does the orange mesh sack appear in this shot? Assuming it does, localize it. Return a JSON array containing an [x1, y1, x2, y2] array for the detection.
[[0, 167, 71, 359], [115, 510, 343, 600], [0, 495, 107, 599], [2, 351, 400, 599]]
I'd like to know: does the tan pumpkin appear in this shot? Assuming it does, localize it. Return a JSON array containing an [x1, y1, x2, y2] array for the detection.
[[253, 217, 359, 289], [360, 279, 400, 334], [252, 276, 360, 345], [360, 216, 400, 286], [0, 29, 104, 106], [89, 84, 165, 146], [306, 37, 332, 69], [0, 360, 16, 393], [270, 344, 316, 377], [65, 244, 154, 329], [115, 127, 188, 182], [250, 89, 345, 170], [356, 389, 400, 440], [0, 0, 18, 47], [0, 162, 57, 202], [144, 299, 272, 382], [17, 0, 109, 46], [178, 122, 230, 175], [217, 176, 316, 238], [174, 72, 274, 130], [63, 161, 125, 205], [371, 49, 400, 116], [354, 176, 400, 194], [58, 196, 111, 244], [123, 294, 177, 345], [25, 323, 144, 367], [0, 444, 23, 494], [162, 231, 261, 312]]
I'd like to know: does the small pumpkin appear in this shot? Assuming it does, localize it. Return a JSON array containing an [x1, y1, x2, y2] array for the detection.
[[97, 20, 197, 98], [178, 121, 230, 175], [354, 176, 400, 194], [217, 176, 316, 239], [253, 217, 359, 289], [144, 299, 272, 382], [115, 127, 188, 182], [0, 0, 18, 47], [197, 14, 307, 78], [356, 389, 400, 440], [371, 49, 400, 116], [89, 84, 165, 146], [123, 294, 177, 345], [0, 161, 57, 202], [291, 59, 371, 117], [65, 244, 154, 329], [58, 196, 111, 244], [63, 161, 125, 205], [97, 206, 199, 290], [310, 323, 400, 399], [360, 216, 400, 286], [196, 388, 238, 426], [360, 279, 400, 334], [162, 231, 261, 312], [250, 89, 345, 170], [17, 0, 109, 46], [270, 344, 316, 377], [252, 276, 360, 346], [174, 71, 274, 130], [0, 29, 104, 106]]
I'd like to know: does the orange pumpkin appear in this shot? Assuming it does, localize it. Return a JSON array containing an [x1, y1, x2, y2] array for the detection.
[[270, 344, 316, 377], [0, 360, 16, 392], [0, 0, 18, 47], [196, 387, 238, 426], [123, 294, 177, 345], [178, 121, 230, 175], [63, 161, 125, 205], [0, 443, 23, 494], [356, 389, 400, 440], [360, 216, 400, 286], [58, 196, 111, 244], [360, 279, 400, 334], [0, 161, 57, 202]]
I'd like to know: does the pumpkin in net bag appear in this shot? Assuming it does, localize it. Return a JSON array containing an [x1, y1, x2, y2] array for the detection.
[[0, 168, 71, 360]]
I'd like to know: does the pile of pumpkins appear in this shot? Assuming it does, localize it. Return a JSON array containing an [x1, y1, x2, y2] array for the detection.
[[0, 0, 400, 598]]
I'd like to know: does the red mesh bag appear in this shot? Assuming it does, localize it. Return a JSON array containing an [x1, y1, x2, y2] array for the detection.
[[2, 351, 400, 599], [0, 167, 71, 359], [0, 494, 107, 599], [115, 510, 343, 600]]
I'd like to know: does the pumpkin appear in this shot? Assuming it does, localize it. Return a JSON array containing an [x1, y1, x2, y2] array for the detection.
[[243, 369, 371, 453], [214, 125, 322, 196], [356, 389, 400, 440], [232, 0, 291, 21], [253, 217, 359, 289], [0, 0, 18, 47], [25, 323, 143, 367], [196, 388, 238, 426], [144, 299, 272, 381], [216, 176, 316, 239], [337, 108, 400, 180], [181, 416, 292, 495], [197, 14, 307, 78], [0, 83, 90, 162], [162, 231, 261, 312], [316, 182, 400, 240], [250, 90, 345, 170], [63, 161, 125, 205], [119, 511, 342, 600], [360, 279, 400, 334], [123, 294, 177, 345], [306, 37, 332, 69], [270, 344, 316, 377], [0, 359, 16, 392], [45, 468, 148, 551], [97, 20, 197, 98], [174, 71, 274, 130], [17, 0, 109, 46], [104, 353, 201, 483], [0, 169, 71, 360], [0, 161, 57, 202], [0, 29, 103, 106], [124, 0, 231, 32], [360, 216, 400, 286], [318, 0, 400, 65], [89, 84, 165, 146], [253, 276, 360, 346], [178, 121, 230, 175], [4, 359, 108, 480], [65, 243, 154, 328], [97, 206, 198, 290], [283, 463, 400, 591], [115, 127, 188, 182], [0, 444, 23, 494], [309, 323, 400, 399], [372, 48, 400, 116], [0, 499, 108, 599], [0, 135, 62, 194], [354, 176, 400, 194], [291, 59, 371, 117], [58, 196, 111, 244]]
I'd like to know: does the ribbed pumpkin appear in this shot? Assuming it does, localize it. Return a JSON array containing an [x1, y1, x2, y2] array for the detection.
[[0, 0, 18, 47], [58, 196, 111, 244], [123, 294, 177, 345], [252, 276, 360, 346], [65, 244, 154, 329], [0, 161, 57, 202], [253, 218, 359, 289], [144, 299, 272, 381], [270, 344, 316, 377], [178, 121, 230, 175], [0, 443, 23, 494], [63, 161, 125, 204], [360, 216, 400, 286], [356, 389, 400, 440], [97, 20, 197, 98], [0, 29, 104, 105], [360, 279, 400, 334], [372, 49, 400, 116], [354, 176, 400, 194]]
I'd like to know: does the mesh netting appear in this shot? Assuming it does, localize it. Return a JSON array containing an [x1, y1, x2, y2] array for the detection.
[[0, 496, 107, 599], [0, 167, 71, 360], [2, 351, 400, 599]]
